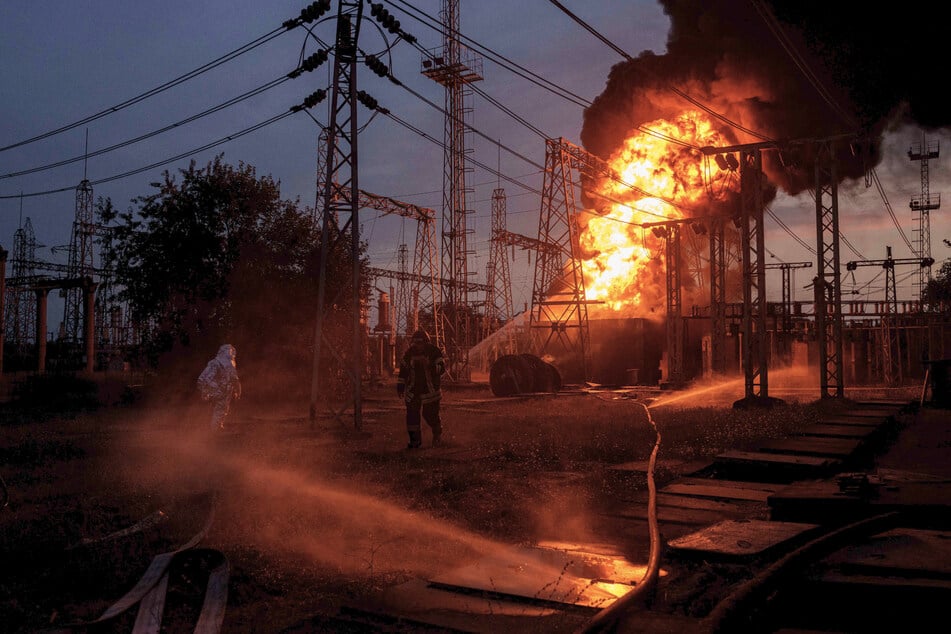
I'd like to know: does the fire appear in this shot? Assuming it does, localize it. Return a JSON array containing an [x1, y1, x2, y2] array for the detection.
[[580, 110, 735, 316]]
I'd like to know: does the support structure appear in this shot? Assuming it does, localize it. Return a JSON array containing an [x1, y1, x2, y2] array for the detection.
[[62, 179, 96, 343], [908, 136, 939, 302], [814, 140, 845, 398], [709, 215, 727, 374], [529, 138, 595, 381], [846, 248, 933, 385], [766, 260, 812, 364], [4, 218, 38, 346], [738, 148, 769, 401], [483, 187, 514, 342], [421, 0, 483, 382], [702, 143, 772, 401], [310, 0, 365, 429]]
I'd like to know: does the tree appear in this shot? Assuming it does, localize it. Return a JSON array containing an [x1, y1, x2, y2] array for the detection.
[[97, 155, 369, 400], [923, 238, 951, 313]]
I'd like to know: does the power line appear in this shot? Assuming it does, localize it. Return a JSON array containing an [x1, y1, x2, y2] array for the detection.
[[1, 76, 292, 180], [0, 25, 289, 154], [0, 109, 302, 200], [386, 0, 591, 108]]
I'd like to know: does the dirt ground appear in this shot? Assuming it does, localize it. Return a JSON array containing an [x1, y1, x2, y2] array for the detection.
[[0, 373, 924, 632]]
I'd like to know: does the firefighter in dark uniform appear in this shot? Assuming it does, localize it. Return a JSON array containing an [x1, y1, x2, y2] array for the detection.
[[397, 329, 446, 448]]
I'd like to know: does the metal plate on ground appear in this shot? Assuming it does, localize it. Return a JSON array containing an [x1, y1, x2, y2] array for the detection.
[[820, 528, 951, 577], [427, 543, 644, 610], [667, 519, 819, 559], [756, 435, 864, 457], [660, 478, 780, 502]]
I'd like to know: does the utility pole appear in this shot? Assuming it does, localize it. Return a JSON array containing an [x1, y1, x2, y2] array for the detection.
[[530, 138, 598, 382], [62, 177, 96, 345], [814, 139, 845, 398], [484, 187, 514, 346], [421, 0, 483, 382], [908, 136, 939, 303], [309, 0, 364, 430], [702, 143, 771, 404], [766, 260, 812, 364], [846, 247, 933, 385], [5, 217, 38, 347]]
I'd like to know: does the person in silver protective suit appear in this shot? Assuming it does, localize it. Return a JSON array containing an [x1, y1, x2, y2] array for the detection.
[[197, 343, 242, 431]]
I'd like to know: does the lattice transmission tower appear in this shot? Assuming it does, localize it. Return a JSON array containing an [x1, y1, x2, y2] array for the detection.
[[310, 0, 366, 429], [908, 136, 939, 303], [529, 138, 593, 382], [5, 217, 39, 345], [61, 178, 96, 343], [421, 0, 483, 382], [483, 187, 513, 341]]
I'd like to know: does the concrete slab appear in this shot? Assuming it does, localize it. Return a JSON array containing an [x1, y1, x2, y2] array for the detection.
[[797, 423, 878, 439], [820, 527, 951, 577], [666, 519, 820, 559], [713, 450, 842, 481], [660, 479, 780, 503], [840, 408, 898, 419], [816, 415, 887, 428], [756, 435, 864, 458], [768, 479, 951, 526]]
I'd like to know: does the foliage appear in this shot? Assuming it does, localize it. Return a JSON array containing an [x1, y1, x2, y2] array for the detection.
[[97, 155, 370, 398], [923, 238, 951, 312]]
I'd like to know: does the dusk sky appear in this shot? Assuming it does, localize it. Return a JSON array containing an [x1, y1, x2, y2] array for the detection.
[[2, 0, 948, 320]]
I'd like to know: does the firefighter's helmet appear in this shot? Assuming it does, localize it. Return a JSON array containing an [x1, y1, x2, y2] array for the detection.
[[411, 329, 430, 343]]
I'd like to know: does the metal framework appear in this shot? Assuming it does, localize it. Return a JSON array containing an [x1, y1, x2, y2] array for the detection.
[[310, 0, 365, 429], [908, 136, 939, 302], [529, 138, 595, 380], [62, 179, 96, 343], [483, 187, 514, 342], [395, 243, 410, 337], [814, 140, 845, 398], [766, 260, 812, 365], [709, 215, 727, 374], [4, 218, 39, 345], [421, 0, 483, 382], [738, 149, 769, 400], [846, 248, 933, 385]]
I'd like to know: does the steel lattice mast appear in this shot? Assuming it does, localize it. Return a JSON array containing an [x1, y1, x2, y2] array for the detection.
[[310, 0, 365, 429], [484, 187, 513, 342], [62, 179, 96, 343], [814, 139, 845, 398], [908, 136, 939, 303], [421, 0, 482, 382], [5, 218, 39, 345], [529, 138, 593, 381]]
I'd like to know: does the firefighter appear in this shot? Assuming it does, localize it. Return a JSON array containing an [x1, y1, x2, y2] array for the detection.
[[197, 343, 242, 431], [397, 330, 446, 448]]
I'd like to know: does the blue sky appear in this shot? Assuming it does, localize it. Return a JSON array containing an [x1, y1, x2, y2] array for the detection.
[[1, 0, 948, 321]]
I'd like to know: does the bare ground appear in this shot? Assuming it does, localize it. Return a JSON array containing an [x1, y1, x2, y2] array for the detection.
[[0, 374, 917, 632]]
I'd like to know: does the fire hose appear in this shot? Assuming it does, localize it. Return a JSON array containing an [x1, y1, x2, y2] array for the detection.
[[44, 494, 229, 634], [698, 510, 902, 633], [576, 398, 664, 634]]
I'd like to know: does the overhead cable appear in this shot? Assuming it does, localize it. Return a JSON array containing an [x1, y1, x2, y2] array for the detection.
[[870, 168, 916, 254], [386, 0, 591, 108], [0, 110, 300, 200], [1, 76, 292, 180], [0, 26, 288, 153]]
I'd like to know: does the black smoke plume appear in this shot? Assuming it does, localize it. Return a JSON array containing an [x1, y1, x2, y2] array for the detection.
[[581, 0, 944, 198]]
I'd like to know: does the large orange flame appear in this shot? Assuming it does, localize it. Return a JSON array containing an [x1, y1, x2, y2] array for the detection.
[[581, 110, 735, 317]]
